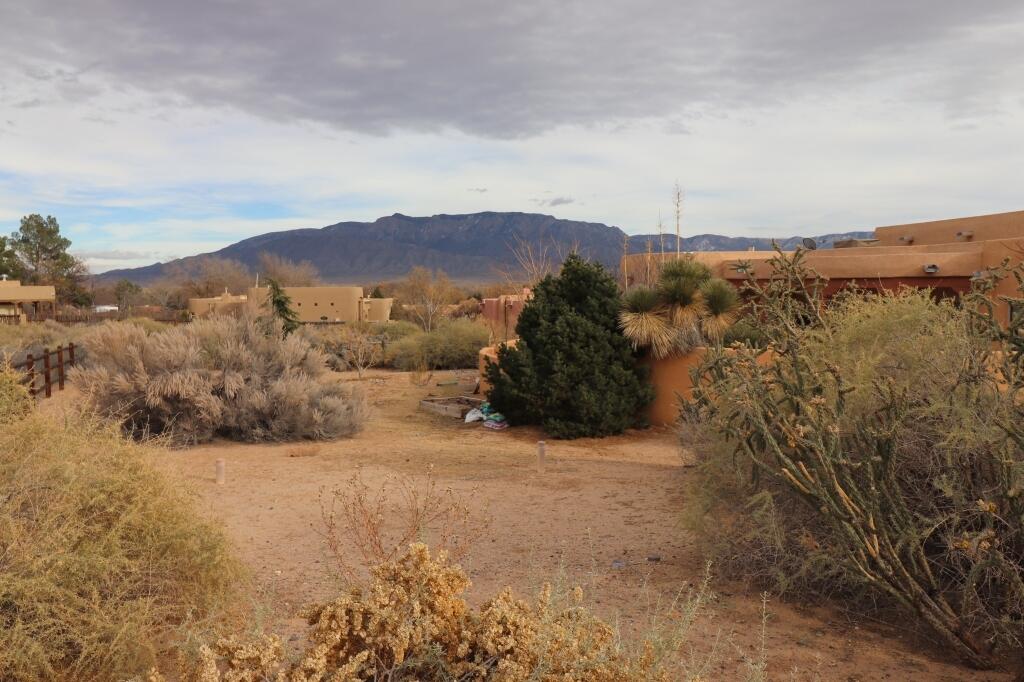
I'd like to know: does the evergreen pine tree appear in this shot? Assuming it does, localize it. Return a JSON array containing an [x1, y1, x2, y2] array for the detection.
[[264, 278, 300, 337], [485, 253, 652, 438]]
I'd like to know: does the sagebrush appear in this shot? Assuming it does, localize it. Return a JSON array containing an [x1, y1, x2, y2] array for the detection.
[[687, 250, 1024, 668], [72, 316, 367, 444], [0, 413, 244, 681]]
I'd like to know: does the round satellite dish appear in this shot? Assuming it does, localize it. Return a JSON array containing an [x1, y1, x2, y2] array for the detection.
[[801, 237, 818, 250]]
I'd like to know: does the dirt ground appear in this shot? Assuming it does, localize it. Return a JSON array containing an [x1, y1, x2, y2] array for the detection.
[[54, 370, 1008, 680]]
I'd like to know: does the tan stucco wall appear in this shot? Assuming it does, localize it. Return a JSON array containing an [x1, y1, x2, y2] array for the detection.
[[0, 280, 56, 304], [873, 210, 1024, 246], [642, 349, 709, 426], [361, 297, 394, 322], [188, 293, 248, 317], [246, 286, 363, 322]]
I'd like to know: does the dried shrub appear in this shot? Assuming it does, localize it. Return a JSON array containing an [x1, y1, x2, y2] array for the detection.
[[71, 316, 367, 445], [687, 250, 1024, 669], [319, 467, 489, 585], [0, 412, 244, 680], [158, 544, 712, 682], [0, 360, 32, 423]]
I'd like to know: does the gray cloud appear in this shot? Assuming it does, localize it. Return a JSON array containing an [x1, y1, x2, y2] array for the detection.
[[467, 187, 488, 193], [1, 1, 1022, 137], [535, 196, 574, 207], [74, 249, 160, 261]]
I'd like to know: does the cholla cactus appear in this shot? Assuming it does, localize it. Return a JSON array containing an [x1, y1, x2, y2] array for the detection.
[[691, 251, 1024, 669]]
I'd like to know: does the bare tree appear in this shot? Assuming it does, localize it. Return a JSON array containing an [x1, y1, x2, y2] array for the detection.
[[257, 252, 320, 286], [497, 234, 583, 289], [341, 326, 383, 378], [166, 256, 253, 298], [397, 267, 457, 331]]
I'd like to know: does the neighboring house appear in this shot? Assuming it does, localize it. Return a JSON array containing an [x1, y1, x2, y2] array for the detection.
[[0, 279, 57, 324], [188, 286, 393, 323], [622, 209, 1024, 325]]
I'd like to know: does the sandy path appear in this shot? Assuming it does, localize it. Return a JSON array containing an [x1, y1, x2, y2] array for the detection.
[[151, 369, 1004, 681]]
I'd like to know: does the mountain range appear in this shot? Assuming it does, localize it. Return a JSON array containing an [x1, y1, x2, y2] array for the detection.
[[95, 212, 872, 284]]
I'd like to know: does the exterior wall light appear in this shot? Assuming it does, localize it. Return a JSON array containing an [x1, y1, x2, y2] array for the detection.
[[923, 264, 940, 274], [899, 235, 914, 244], [956, 230, 974, 240]]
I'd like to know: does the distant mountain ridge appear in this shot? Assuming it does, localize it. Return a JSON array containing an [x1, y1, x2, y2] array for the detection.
[[95, 212, 872, 284]]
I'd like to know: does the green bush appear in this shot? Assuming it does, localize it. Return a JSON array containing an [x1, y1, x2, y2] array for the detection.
[[0, 412, 244, 680], [386, 318, 489, 371], [486, 254, 652, 439], [687, 251, 1024, 669]]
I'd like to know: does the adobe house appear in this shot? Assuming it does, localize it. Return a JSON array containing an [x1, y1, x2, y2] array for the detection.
[[0, 279, 57, 324], [187, 291, 249, 318], [621, 209, 1024, 424], [624, 209, 1024, 326], [188, 286, 394, 323]]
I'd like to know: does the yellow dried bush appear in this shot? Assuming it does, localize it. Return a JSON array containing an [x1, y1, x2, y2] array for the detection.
[[165, 544, 710, 682], [0, 360, 32, 423], [0, 412, 245, 681]]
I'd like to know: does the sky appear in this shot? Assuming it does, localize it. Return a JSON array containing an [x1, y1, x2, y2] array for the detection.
[[1, 1, 1022, 273]]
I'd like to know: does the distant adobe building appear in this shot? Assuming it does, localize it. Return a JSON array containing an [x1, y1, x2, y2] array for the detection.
[[188, 286, 393, 323], [0, 279, 57, 324], [622, 210, 1024, 324]]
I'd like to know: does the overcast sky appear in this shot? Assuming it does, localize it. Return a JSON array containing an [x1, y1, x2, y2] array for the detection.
[[1, 1, 1022, 272]]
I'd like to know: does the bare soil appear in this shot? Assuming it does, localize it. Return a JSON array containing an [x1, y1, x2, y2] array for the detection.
[[55, 370, 1009, 680]]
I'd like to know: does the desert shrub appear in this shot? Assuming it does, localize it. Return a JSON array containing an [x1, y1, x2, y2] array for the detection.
[[386, 318, 489, 371], [158, 543, 711, 682], [71, 316, 367, 445], [687, 250, 1024, 668], [0, 361, 32, 423], [121, 316, 172, 334], [0, 319, 83, 357], [486, 254, 652, 439], [0, 412, 243, 680]]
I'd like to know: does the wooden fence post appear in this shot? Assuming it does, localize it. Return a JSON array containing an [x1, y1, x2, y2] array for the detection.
[[68, 342, 76, 366], [42, 348, 52, 398], [25, 353, 35, 398], [57, 345, 65, 390]]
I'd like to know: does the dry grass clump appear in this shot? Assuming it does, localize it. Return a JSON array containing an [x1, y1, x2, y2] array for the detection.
[[0, 360, 32, 423], [156, 543, 711, 682], [0, 319, 85, 357], [71, 316, 367, 445], [687, 250, 1024, 669], [0, 412, 244, 681]]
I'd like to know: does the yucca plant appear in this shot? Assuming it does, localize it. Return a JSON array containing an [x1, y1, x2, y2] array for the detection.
[[659, 277, 706, 326], [699, 278, 740, 341], [620, 256, 744, 357], [619, 287, 675, 358], [660, 258, 712, 285]]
